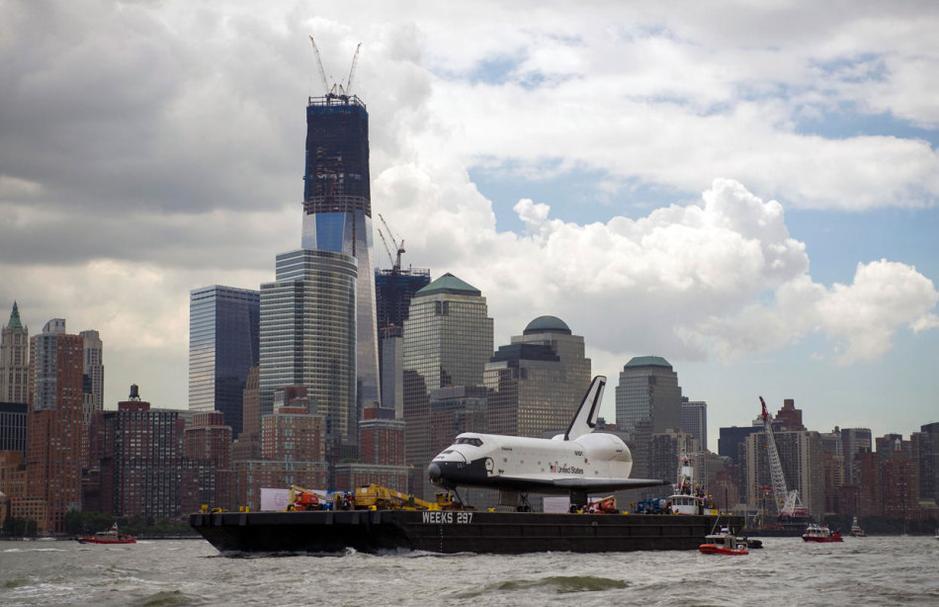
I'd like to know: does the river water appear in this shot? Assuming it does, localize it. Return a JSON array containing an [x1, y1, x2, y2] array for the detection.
[[1, 536, 937, 606]]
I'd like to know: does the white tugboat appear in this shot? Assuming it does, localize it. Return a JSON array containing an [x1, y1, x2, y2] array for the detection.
[[668, 454, 719, 516], [849, 517, 865, 537]]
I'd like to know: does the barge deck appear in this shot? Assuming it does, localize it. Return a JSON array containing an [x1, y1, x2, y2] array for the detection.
[[190, 510, 743, 554]]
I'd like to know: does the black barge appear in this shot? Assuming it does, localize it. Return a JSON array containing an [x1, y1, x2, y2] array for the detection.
[[190, 510, 743, 554]]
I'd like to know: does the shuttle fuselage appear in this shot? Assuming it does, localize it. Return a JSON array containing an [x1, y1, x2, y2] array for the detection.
[[427, 376, 669, 499], [429, 431, 637, 493]]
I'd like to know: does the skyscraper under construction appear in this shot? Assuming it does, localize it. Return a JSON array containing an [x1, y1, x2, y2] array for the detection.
[[301, 93, 381, 416]]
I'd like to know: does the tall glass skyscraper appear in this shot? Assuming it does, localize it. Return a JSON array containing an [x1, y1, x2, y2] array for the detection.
[[375, 268, 432, 337], [680, 399, 708, 451], [259, 250, 357, 443], [188, 286, 260, 437], [80, 330, 104, 411], [375, 267, 431, 416], [301, 94, 380, 409], [615, 356, 683, 434], [402, 273, 493, 496]]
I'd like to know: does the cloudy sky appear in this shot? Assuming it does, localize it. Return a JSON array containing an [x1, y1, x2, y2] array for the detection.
[[2, 1, 938, 447]]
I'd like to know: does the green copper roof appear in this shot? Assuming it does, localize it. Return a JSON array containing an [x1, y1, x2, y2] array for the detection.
[[523, 315, 571, 335], [7, 301, 23, 330], [416, 273, 481, 297], [624, 355, 672, 369]]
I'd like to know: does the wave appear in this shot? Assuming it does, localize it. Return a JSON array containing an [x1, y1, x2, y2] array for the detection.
[[456, 575, 628, 597], [131, 590, 201, 607]]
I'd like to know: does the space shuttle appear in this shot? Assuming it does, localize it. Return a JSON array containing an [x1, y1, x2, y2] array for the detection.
[[427, 376, 669, 508]]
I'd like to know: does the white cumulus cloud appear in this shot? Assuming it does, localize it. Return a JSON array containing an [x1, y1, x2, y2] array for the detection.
[[375, 168, 938, 367]]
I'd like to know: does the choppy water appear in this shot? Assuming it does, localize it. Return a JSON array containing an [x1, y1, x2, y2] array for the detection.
[[1, 537, 937, 606]]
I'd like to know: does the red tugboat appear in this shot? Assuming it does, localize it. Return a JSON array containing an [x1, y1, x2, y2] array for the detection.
[[699, 527, 749, 555], [77, 523, 137, 545], [801, 523, 842, 543]]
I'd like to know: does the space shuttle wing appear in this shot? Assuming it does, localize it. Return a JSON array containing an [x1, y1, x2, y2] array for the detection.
[[550, 477, 671, 490]]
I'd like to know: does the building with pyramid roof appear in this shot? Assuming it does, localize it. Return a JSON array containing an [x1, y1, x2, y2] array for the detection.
[[401, 273, 493, 497], [1, 302, 29, 403]]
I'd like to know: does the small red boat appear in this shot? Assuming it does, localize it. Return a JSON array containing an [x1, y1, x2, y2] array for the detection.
[[699, 528, 749, 555], [802, 523, 842, 543], [77, 523, 137, 545]]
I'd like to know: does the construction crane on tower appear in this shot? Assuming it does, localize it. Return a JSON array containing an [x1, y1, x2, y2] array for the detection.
[[308, 35, 361, 99], [758, 396, 808, 519], [376, 213, 406, 273]]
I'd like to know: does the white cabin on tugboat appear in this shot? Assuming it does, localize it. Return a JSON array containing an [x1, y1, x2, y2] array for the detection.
[[849, 517, 865, 537], [668, 454, 719, 516]]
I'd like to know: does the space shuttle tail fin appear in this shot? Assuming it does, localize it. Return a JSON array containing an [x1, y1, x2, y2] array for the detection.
[[565, 375, 606, 441]]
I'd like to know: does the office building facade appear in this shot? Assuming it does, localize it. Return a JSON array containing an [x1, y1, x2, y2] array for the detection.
[[615, 356, 682, 434], [718, 425, 761, 462], [0, 402, 27, 455], [232, 366, 261, 460], [259, 249, 357, 443], [402, 273, 493, 495], [840, 427, 873, 485], [335, 406, 409, 492], [376, 268, 432, 337], [1, 302, 29, 403], [358, 406, 405, 466], [485, 316, 591, 438], [744, 429, 825, 516], [189, 285, 260, 437], [919, 422, 939, 504], [774, 398, 805, 431], [680, 400, 708, 452], [181, 411, 234, 512], [402, 274, 494, 392], [301, 94, 380, 410], [650, 430, 699, 493], [92, 395, 185, 520], [79, 330, 104, 412], [78, 330, 103, 468], [376, 268, 431, 416], [260, 404, 326, 463], [26, 319, 85, 532], [233, 398, 328, 508]]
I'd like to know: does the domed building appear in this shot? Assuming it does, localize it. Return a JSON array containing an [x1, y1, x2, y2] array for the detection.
[[484, 315, 591, 438], [522, 315, 572, 335]]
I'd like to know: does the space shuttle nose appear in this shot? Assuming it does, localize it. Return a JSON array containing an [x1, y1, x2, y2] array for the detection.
[[427, 463, 442, 481]]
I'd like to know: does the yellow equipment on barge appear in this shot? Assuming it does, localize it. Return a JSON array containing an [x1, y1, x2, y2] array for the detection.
[[285, 484, 461, 512], [352, 484, 459, 511]]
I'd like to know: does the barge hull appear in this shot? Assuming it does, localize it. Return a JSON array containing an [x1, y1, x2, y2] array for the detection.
[[190, 510, 743, 554]]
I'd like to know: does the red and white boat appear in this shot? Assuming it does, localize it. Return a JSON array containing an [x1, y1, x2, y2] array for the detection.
[[77, 523, 137, 545], [801, 523, 842, 543], [699, 527, 749, 555]]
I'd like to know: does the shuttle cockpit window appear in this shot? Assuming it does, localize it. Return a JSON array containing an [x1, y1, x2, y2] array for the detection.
[[455, 437, 483, 447]]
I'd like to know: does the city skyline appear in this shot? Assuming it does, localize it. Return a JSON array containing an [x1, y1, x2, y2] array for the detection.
[[1, 2, 938, 451]]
